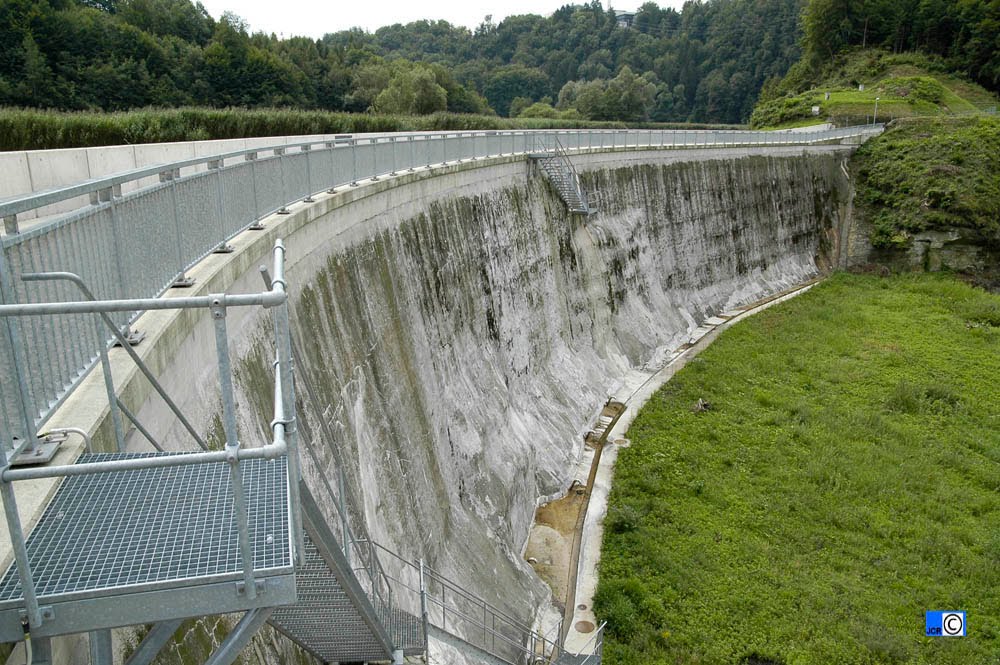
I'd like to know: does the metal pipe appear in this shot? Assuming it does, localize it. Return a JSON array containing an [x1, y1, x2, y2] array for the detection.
[[93, 313, 125, 451], [2, 442, 284, 481], [0, 469, 41, 628], [21, 271, 211, 450], [114, 398, 165, 452], [44, 426, 93, 454], [211, 298, 257, 600], [419, 558, 429, 655], [0, 290, 285, 317]]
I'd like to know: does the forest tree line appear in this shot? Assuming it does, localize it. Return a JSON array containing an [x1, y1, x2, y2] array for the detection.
[[1, 0, 804, 124], [1, 0, 996, 125]]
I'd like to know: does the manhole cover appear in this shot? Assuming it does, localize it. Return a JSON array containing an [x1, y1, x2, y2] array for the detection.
[[575, 621, 595, 633]]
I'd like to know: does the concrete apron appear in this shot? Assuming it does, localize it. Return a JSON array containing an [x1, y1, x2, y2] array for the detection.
[[562, 281, 820, 655]]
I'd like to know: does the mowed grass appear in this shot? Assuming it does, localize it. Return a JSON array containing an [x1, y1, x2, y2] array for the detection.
[[595, 273, 1000, 665]]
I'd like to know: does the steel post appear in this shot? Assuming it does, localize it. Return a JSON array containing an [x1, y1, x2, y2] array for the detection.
[[211, 297, 256, 600], [29, 636, 51, 664], [124, 619, 183, 665], [419, 557, 429, 655], [210, 160, 233, 253], [203, 608, 274, 665], [88, 629, 112, 665], [277, 148, 290, 214], [303, 146, 315, 202]]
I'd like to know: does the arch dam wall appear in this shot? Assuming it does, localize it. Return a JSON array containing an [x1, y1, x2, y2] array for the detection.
[[9, 143, 856, 663]]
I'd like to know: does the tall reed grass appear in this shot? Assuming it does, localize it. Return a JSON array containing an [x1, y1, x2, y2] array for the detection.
[[0, 107, 741, 151]]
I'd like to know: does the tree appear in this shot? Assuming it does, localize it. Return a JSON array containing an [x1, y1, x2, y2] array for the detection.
[[374, 65, 447, 115], [483, 65, 550, 116]]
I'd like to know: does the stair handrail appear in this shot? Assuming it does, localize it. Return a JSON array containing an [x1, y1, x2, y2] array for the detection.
[[533, 134, 590, 213], [369, 539, 562, 664], [573, 621, 606, 665]]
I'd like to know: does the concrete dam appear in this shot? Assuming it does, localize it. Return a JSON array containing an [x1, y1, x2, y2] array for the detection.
[[0, 129, 874, 664]]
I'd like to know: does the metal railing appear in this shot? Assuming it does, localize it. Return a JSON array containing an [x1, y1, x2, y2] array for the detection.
[[533, 135, 590, 213], [0, 239, 303, 634], [371, 541, 562, 664], [0, 125, 882, 446], [572, 621, 606, 665]]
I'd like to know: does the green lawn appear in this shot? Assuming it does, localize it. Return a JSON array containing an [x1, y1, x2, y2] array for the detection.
[[595, 273, 1000, 665]]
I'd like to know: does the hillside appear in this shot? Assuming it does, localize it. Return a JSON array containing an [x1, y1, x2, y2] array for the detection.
[[750, 50, 998, 128], [0, 0, 805, 124]]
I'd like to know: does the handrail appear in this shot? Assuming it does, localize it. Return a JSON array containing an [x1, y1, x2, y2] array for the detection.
[[0, 126, 884, 222], [574, 621, 607, 665], [0, 239, 301, 632], [369, 539, 561, 664], [0, 125, 882, 442]]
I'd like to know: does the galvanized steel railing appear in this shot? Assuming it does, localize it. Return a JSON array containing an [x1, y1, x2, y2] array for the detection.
[[0, 125, 882, 442], [371, 540, 562, 664], [0, 239, 303, 636]]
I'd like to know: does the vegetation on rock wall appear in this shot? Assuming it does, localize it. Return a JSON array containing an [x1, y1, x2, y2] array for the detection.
[[853, 116, 1000, 249], [596, 272, 1000, 664]]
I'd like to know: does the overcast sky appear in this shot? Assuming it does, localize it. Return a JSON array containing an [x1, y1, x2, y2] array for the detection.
[[196, 1, 687, 39]]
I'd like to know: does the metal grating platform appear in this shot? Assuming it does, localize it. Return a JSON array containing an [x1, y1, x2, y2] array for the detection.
[[387, 605, 425, 655], [270, 534, 393, 663], [0, 452, 297, 641]]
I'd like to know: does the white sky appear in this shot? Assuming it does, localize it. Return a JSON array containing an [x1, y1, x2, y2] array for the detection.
[[197, 1, 687, 39]]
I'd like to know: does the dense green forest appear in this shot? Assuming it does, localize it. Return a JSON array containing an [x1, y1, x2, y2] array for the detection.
[[2, 0, 997, 125], [772, 0, 999, 100], [0, 0, 805, 124]]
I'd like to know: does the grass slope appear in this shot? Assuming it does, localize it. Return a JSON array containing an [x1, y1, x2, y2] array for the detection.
[[751, 50, 997, 129], [854, 116, 1000, 249], [596, 273, 1000, 665]]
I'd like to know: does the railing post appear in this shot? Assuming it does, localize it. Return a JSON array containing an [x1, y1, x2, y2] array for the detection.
[[408, 136, 416, 172], [338, 464, 351, 566], [0, 254, 40, 444], [209, 159, 234, 254], [276, 148, 291, 214], [163, 169, 194, 288], [246, 153, 264, 230], [210, 295, 256, 599], [419, 558, 429, 656], [302, 145, 315, 203], [270, 242, 304, 566], [372, 139, 380, 180], [0, 448, 42, 629], [390, 138, 397, 176], [2, 214, 17, 236], [351, 139, 359, 186]]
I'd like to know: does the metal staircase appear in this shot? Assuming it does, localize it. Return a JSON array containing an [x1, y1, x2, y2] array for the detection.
[[0, 238, 600, 665], [530, 137, 592, 214], [268, 486, 425, 663]]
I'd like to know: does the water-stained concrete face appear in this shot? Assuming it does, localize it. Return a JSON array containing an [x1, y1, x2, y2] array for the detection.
[[124, 146, 852, 662]]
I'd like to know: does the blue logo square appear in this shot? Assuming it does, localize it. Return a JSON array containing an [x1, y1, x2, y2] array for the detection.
[[926, 610, 966, 637]]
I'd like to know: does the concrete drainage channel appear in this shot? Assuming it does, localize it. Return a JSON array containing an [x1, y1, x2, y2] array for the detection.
[[529, 278, 823, 657]]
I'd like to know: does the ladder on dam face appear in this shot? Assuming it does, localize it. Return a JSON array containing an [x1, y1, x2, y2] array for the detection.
[[530, 136, 592, 215]]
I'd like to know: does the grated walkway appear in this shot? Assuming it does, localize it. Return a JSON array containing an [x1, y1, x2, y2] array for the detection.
[[0, 452, 296, 641]]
